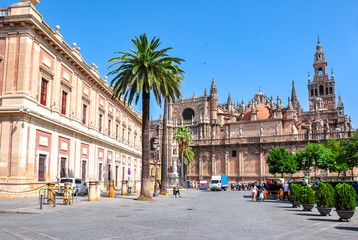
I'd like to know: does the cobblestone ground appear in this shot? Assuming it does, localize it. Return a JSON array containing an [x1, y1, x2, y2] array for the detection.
[[0, 190, 357, 240]]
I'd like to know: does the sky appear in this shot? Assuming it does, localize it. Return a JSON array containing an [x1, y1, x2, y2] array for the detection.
[[2, 0, 358, 127]]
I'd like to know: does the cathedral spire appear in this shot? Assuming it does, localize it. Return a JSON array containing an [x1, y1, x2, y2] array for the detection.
[[291, 80, 297, 101], [210, 79, 217, 99]]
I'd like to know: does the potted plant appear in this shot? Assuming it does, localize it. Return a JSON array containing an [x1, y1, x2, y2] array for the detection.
[[299, 185, 315, 211], [315, 182, 335, 216], [289, 183, 301, 208], [335, 183, 356, 221]]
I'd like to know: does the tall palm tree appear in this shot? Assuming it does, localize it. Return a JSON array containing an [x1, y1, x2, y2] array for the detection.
[[108, 34, 184, 200], [160, 99, 168, 194], [173, 126, 194, 184]]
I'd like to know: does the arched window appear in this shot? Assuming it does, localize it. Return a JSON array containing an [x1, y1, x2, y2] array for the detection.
[[182, 108, 195, 121], [150, 138, 155, 150], [319, 85, 324, 95], [318, 68, 323, 76]]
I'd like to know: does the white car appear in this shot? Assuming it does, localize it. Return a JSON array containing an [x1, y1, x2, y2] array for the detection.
[[59, 178, 88, 196]]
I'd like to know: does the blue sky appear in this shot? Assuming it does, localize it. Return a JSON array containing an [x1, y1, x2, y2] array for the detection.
[[3, 0, 358, 127]]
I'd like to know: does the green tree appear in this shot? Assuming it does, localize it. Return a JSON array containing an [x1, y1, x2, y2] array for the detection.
[[303, 142, 331, 179], [266, 147, 298, 178], [108, 34, 184, 200], [174, 126, 194, 182], [324, 139, 348, 180], [341, 131, 358, 179]]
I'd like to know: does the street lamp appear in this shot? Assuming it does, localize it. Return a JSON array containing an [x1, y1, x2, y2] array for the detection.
[[153, 137, 160, 197]]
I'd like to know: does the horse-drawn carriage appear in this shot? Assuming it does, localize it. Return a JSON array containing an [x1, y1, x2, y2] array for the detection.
[[264, 178, 284, 200]]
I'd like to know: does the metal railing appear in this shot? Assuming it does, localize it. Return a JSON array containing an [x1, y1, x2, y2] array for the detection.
[[191, 130, 352, 146]]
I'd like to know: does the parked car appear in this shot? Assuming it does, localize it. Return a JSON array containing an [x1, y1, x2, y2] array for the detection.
[[59, 178, 88, 195]]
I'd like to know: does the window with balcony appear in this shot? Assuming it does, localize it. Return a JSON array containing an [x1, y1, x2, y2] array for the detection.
[[108, 119, 112, 136], [99, 114, 103, 132], [40, 79, 48, 106], [61, 91, 68, 115], [82, 104, 87, 124]]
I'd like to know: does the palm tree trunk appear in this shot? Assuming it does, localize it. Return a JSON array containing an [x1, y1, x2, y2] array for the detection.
[[180, 153, 184, 185], [138, 90, 152, 200], [160, 99, 168, 194]]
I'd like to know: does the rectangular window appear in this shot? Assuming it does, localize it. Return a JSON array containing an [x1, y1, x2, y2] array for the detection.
[[116, 124, 119, 140], [60, 157, 67, 178], [61, 91, 67, 115], [82, 160, 87, 180], [232, 150, 237, 157], [99, 114, 103, 132], [40, 79, 48, 106], [38, 154, 47, 181], [108, 119, 111, 136], [108, 164, 112, 181], [82, 104, 87, 124], [99, 163, 102, 180]]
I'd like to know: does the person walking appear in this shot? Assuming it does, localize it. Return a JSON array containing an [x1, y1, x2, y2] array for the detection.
[[251, 185, 258, 202], [283, 182, 290, 200], [174, 184, 180, 198]]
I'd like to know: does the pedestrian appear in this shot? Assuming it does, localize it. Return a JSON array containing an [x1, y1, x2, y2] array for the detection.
[[174, 184, 180, 198], [259, 189, 264, 202], [283, 182, 289, 200], [251, 185, 258, 202]]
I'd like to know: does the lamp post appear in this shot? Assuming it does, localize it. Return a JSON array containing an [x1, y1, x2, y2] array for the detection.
[[153, 137, 160, 197]]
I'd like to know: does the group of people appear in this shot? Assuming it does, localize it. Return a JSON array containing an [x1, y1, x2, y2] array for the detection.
[[230, 182, 267, 191], [249, 182, 267, 202]]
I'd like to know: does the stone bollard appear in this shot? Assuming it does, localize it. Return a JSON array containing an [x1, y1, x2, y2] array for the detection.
[[108, 180, 115, 198], [96, 181, 101, 200], [47, 183, 55, 205], [63, 182, 72, 205], [121, 180, 128, 196], [88, 181, 97, 201]]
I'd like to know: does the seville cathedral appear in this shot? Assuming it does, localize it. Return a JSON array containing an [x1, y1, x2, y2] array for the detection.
[[151, 39, 355, 184], [0, 1, 356, 198]]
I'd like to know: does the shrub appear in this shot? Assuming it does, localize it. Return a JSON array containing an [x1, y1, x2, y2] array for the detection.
[[289, 183, 301, 202], [299, 186, 315, 204], [315, 182, 335, 208], [335, 183, 356, 211]]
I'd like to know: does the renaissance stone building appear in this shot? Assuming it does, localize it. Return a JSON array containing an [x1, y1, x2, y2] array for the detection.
[[0, 0, 142, 197], [152, 40, 355, 185]]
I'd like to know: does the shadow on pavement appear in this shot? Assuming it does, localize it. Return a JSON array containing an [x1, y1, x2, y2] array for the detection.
[[335, 226, 358, 232], [275, 206, 294, 209], [307, 218, 339, 222], [295, 212, 316, 216]]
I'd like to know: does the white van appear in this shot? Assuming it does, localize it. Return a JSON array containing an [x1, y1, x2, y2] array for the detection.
[[59, 178, 88, 195]]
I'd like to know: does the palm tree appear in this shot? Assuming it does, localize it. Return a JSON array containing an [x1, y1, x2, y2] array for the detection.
[[173, 126, 194, 185], [108, 34, 184, 200], [160, 99, 168, 194]]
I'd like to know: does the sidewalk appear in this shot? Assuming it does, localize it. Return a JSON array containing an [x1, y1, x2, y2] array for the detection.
[[0, 192, 141, 214]]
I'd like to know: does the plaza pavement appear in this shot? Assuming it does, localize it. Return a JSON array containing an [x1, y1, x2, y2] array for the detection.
[[0, 189, 357, 240]]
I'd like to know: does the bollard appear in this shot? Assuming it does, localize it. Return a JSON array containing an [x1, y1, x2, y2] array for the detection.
[[47, 183, 55, 204], [63, 182, 72, 205], [121, 180, 128, 196], [53, 194, 56, 207], [108, 180, 115, 198], [88, 181, 97, 201], [96, 181, 101, 200], [40, 194, 43, 210]]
